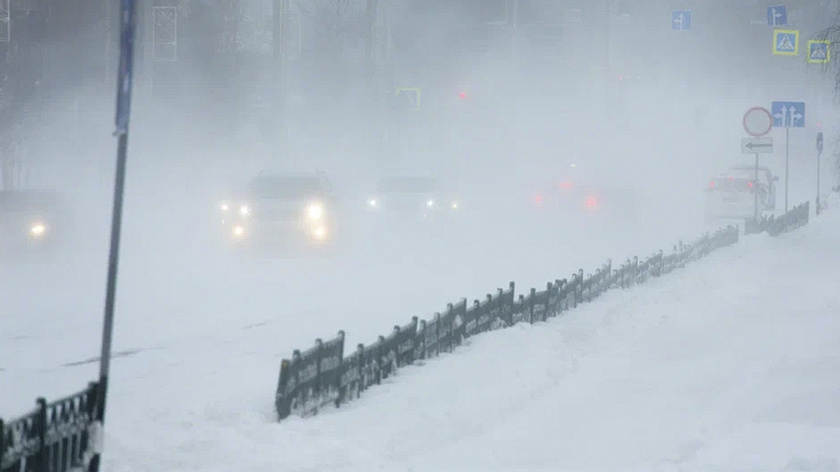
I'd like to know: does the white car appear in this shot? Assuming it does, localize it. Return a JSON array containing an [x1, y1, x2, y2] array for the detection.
[[704, 166, 778, 221], [218, 172, 337, 249], [366, 176, 460, 223]]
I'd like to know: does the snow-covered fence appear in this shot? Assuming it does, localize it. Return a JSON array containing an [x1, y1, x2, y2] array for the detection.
[[0, 382, 99, 472], [743, 201, 810, 237], [767, 202, 810, 236], [274, 226, 740, 422]]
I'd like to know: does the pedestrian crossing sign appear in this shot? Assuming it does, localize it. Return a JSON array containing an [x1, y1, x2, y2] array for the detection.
[[808, 40, 830, 64], [773, 29, 799, 56]]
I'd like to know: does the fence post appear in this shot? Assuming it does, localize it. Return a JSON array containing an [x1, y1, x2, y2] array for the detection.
[[528, 288, 536, 324], [0, 418, 5, 471], [275, 358, 292, 420], [36, 397, 48, 471], [555, 279, 565, 314], [377, 335, 386, 383], [356, 343, 366, 394]]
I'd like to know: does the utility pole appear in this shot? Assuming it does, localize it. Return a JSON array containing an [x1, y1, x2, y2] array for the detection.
[[273, 0, 287, 154], [365, 0, 377, 94], [365, 0, 379, 156]]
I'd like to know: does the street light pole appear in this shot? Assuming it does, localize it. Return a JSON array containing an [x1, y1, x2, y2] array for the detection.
[[273, 0, 287, 153]]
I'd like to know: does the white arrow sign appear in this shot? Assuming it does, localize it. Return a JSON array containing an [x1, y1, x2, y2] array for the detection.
[[741, 137, 774, 154]]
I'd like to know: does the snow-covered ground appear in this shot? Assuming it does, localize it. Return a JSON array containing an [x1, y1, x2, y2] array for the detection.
[[106, 201, 838, 471], [2, 169, 837, 471]]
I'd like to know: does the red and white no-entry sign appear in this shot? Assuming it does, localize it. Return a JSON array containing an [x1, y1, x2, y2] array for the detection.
[[743, 107, 773, 137]]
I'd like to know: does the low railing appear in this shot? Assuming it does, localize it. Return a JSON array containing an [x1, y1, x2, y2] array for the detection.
[[744, 201, 810, 237], [1, 382, 99, 472], [275, 225, 741, 422]]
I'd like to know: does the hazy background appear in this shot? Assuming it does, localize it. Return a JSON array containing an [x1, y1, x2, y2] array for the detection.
[[2, 0, 840, 415]]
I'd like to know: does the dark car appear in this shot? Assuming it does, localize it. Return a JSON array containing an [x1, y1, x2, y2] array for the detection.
[[218, 172, 338, 249], [531, 164, 641, 226], [0, 189, 66, 253]]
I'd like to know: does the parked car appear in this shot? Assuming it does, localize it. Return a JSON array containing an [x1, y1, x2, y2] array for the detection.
[[704, 165, 778, 221], [218, 172, 338, 250]]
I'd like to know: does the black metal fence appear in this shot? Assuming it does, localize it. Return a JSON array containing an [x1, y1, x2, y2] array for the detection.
[[275, 225, 743, 422], [1, 382, 99, 472], [744, 201, 811, 236]]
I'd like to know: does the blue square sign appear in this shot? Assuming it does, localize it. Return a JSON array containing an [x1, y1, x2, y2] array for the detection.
[[672, 10, 691, 30], [771, 101, 805, 128], [767, 5, 787, 26]]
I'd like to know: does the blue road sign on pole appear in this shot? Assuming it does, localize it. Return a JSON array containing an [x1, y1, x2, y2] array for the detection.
[[771, 101, 806, 128], [767, 5, 787, 27], [671, 10, 691, 30]]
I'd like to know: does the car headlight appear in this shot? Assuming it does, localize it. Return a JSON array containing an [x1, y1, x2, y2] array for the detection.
[[426, 199, 435, 208], [239, 205, 252, 217], [30, 223, 47, 238], [306, 202, 324, 221], [312, 225, 328, 241], [368, 198, 378, 208], [450, 201, 459, 210], [220, 202, 230, 212], [231, 224, 246, 239]]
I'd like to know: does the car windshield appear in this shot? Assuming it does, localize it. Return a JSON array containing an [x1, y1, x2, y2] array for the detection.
[[376, 177, 436, 194], [248, 176, 326, 199]]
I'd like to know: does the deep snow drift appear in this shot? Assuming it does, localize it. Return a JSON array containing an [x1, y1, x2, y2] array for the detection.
[[5, 199, 838, 471]]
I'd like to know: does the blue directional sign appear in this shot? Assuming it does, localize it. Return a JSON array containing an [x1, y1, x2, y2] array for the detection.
[[771, 101, 806, 128], [767, 5, 787, 27], [671, 10, 691, 31]]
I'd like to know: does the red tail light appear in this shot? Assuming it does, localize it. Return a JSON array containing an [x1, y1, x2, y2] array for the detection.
[[458, 92, 467, 99], [534, 194, 544, 205], [560, 181, 574, 190], [747, 181, 754, 188], [585, 196, 599, 209], [709, 181, 716, 188]]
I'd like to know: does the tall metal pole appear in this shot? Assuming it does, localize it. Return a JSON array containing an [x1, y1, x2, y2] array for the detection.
[[92, 0, 137, 471], [273, 0, 287, 153], [754, 153, 760, 221], [365, 0, 379, 156], [817, 148, 821, 215], [817, 133, 823, 215], [785, 126, 790, 213]]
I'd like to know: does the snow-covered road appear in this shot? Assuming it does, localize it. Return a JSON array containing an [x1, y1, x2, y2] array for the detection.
[[3, 179, 837, 472]]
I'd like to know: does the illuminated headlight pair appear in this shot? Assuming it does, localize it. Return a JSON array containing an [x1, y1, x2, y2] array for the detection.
[[429, 200, 461, 210], [220, 202, 251, 217]]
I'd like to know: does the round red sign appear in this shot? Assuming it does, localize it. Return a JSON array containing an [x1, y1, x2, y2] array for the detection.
[[743, 107, 773, 137]]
